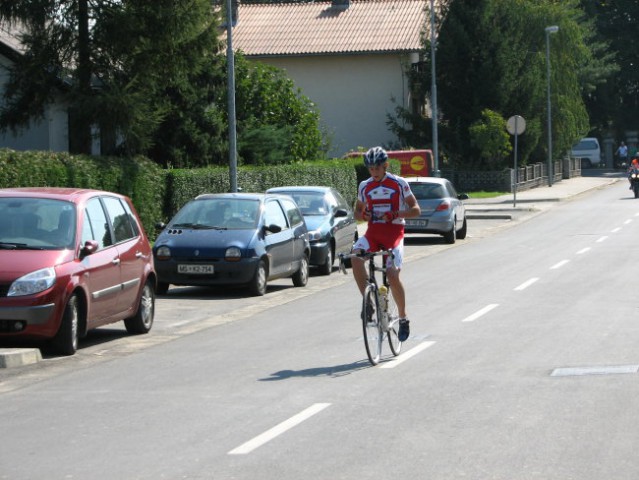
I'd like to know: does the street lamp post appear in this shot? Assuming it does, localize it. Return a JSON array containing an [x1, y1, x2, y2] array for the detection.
[[429, 0, 440, 177], [226, 0, 238, 192], [545, 25, 558, 187]]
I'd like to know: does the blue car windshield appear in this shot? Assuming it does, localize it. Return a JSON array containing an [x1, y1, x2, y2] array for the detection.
[[171, 198, 260, 229]]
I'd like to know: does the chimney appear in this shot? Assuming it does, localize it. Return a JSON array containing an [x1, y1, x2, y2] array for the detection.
[[231, 0, 238, 25], [219, 0, 238, 27], [332, 0, 350, 10]]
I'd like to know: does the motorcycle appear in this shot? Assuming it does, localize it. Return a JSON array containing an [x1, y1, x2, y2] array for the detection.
[[629, 168, 639, 198]]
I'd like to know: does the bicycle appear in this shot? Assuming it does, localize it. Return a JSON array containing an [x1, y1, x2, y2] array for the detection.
[[339, 250, 402, 365]]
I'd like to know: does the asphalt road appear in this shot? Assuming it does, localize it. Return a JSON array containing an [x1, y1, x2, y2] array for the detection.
[[2, 174, 639, 479]]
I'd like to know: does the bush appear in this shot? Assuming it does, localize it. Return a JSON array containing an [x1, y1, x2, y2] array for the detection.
[[0, 149, 165, 238]]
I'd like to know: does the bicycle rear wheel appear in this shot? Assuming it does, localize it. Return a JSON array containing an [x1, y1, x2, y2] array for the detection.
[[387, 287, 402, 356], [362, 285, 382, 365]]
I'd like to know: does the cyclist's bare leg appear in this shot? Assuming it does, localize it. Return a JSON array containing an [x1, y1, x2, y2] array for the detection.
[[387, 266, 407, 318], [351, 250, 367, 295]]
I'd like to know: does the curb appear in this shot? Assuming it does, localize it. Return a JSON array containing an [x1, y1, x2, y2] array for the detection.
[[466, 212, 513, 220], [0, 348, 42, 368]]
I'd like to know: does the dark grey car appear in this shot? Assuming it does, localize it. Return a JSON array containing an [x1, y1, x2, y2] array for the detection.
[[266, 186, 358, 275]]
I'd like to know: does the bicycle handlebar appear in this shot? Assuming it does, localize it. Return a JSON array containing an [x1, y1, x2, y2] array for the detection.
[[338, 249, 395, 275]]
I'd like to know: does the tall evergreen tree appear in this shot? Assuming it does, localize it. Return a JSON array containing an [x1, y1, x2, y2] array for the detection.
[[0, 0, 95, 153], [0, 0, 227, 166], [389, 0, 613, 170], [581, 0, 639, 139]]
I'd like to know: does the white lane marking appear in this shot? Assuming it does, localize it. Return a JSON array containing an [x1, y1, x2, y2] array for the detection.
[[550, 260, 569, 270], [514, 278, 539, 291], [596, 236, 608, 243], [577, 247, 590, 255], [462, 304, 499, 323], [624, 219, 632, 225], [611, 227, 621, 233], [380, 341, 436, 369], [228, 403, 331, 455], [551, 365, 639, 377], [168, 320, 193, 328]]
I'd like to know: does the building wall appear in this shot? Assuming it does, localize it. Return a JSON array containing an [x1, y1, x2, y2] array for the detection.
[[258, 53, 411, 158]]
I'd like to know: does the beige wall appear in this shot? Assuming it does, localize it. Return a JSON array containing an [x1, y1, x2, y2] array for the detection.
[[259, 53, 411, 158]]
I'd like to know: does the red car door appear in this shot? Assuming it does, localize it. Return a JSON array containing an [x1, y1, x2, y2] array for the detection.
[[80, 197, 123, 324], [101, 196, 147, 317]]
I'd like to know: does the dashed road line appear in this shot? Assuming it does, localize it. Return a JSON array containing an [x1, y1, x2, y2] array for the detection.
[[228, 403, 331, 455], [596, 236, 608, 243], [462, 304, 499, 323], [550, 260, 570, 270], [514, 278, 539, 291], [576, 247, 590, 255], [379, 341, 436, 368]]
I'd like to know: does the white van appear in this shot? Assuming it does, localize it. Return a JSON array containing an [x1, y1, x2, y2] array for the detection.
[[571, 137, 601, 168]]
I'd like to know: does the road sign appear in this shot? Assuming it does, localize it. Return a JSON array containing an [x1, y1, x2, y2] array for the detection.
[[507, 115, 526, 208], [507, 115, 526, 135]]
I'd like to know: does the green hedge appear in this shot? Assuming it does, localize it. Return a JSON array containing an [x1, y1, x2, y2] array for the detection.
[[0, 150, 400, 241], [165, 159, 361, 218], [0, 149, 166, 239]]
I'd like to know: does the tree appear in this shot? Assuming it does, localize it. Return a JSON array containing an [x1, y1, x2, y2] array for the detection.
[[580, 1, 639, 139], [0, 0, 227, 165], [469, 109, 512, 169], [389, 0, 614, 170], [232, 53, 324, 165], [97, 0, 228, 167]]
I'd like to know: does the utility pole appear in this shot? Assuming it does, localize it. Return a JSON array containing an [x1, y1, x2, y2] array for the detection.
[[545, 25, 559, 187], [226, 0, 238, 192], [430, 0, 440, 177]]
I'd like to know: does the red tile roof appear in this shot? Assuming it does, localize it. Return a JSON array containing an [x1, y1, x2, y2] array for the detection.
[[227, 0, 428, 56]]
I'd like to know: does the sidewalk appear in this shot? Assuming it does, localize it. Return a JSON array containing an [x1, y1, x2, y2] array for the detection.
[[465, 173, 621, 220]]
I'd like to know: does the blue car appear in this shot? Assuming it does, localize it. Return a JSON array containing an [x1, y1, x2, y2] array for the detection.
[[266, 186, 358, 275], [153, 193, 310, 296]]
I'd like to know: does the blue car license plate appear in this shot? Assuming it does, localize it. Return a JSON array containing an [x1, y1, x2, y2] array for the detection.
[[178, 264, 214, 274]]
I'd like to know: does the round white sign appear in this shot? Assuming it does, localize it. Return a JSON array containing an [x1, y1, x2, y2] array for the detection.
[[507, 115, 526, 135]]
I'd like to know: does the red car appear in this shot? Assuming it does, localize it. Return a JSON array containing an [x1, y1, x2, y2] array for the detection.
[[0, 187, 156, 355]]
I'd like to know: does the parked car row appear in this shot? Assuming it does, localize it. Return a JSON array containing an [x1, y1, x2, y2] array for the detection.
[[0, 178, 468, 355]]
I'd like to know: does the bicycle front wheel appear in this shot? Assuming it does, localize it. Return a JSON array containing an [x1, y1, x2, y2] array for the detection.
[[362, 285, 382, 365], [386, 287, 402, 356]]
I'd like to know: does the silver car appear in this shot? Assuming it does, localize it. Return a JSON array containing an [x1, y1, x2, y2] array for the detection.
[[404, 177, 468, 244]]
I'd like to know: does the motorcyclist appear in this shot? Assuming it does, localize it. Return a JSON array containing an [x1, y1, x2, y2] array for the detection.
[[628, 158, 639, 189]]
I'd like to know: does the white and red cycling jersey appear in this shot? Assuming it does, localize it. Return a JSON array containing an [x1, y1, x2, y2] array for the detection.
[[357, 172, 414, 250]]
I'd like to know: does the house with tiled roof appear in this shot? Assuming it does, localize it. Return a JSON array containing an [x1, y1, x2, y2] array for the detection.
[[226, 0, 428, 158], [0, 22, 70, 152]]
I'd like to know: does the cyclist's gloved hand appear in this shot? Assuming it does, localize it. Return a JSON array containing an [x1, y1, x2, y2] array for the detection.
[[382, 211, 399, 223]]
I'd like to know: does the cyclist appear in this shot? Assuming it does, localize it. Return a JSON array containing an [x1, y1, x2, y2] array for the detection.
[[351, 146, 421, 341]]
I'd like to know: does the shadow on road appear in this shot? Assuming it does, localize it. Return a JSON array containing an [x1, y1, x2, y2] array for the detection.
[[404, 235, 446, 246], [259, 360, 371, 380]]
